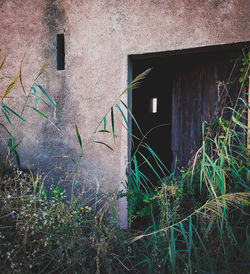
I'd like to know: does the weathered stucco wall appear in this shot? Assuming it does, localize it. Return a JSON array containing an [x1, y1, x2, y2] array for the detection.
[[0, 0, 249, 226]]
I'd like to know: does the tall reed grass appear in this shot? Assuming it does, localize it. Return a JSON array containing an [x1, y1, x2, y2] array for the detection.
[[0, 49, 249, 273]]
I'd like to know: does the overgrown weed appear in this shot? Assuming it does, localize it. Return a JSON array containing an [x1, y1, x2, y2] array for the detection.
[[0, 48, 249, 273]]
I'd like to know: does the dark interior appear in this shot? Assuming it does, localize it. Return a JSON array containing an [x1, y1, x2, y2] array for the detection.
[[132, 58, 174, 182]]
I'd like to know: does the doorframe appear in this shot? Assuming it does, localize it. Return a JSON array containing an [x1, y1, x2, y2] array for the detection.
[[127, 42, 249, 171], [126, 42, 249, 228], [127, 56, 133, 178]]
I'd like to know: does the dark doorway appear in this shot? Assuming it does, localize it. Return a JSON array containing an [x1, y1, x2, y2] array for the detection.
[[132, 59, 173, 183], [130, 44, 245, 183]]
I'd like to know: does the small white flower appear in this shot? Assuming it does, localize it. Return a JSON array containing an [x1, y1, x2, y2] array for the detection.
[[29, 264, 32, 269]]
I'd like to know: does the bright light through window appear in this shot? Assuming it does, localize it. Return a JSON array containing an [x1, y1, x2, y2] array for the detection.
[[150, 98, 158, 113]]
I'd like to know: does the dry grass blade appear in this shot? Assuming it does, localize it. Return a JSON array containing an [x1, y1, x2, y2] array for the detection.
[[130, 68, 152, 88], [35, 60, 48, 81], [19, 56, 26, 95], [75, 124, 83, 150], [0, 55, 7, 70], [121, 68, 152, 96], [130, 234, 145, 243], [205, 192, 250, 213], [93, 141, 113, 151], [1, 74, 19, 101], [130, 192, 250, 243]]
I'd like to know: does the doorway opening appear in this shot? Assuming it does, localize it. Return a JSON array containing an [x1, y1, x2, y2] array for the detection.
[[131, 58, 173, 183], [129, 43, 247, 185], [128, 42, 249, 229]]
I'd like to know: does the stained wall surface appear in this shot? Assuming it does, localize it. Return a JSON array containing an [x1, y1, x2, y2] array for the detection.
[[0, 0, 249, 226]]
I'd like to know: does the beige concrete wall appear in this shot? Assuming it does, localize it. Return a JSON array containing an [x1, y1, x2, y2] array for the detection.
[[1, 0, 249, 226]]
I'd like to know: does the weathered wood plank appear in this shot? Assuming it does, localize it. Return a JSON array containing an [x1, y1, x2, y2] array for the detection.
[[172, 53, 229, 169]]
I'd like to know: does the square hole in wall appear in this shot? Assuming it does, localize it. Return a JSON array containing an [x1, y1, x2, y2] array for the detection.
[[57, 33, 65, 70]]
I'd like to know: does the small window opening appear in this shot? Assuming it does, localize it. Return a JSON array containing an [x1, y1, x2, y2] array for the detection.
[[57, 34, 65, 70], [150, 98, 158, 113]]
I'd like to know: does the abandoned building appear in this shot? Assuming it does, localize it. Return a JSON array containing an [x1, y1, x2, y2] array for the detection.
[[0, 0, 249, 227]]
